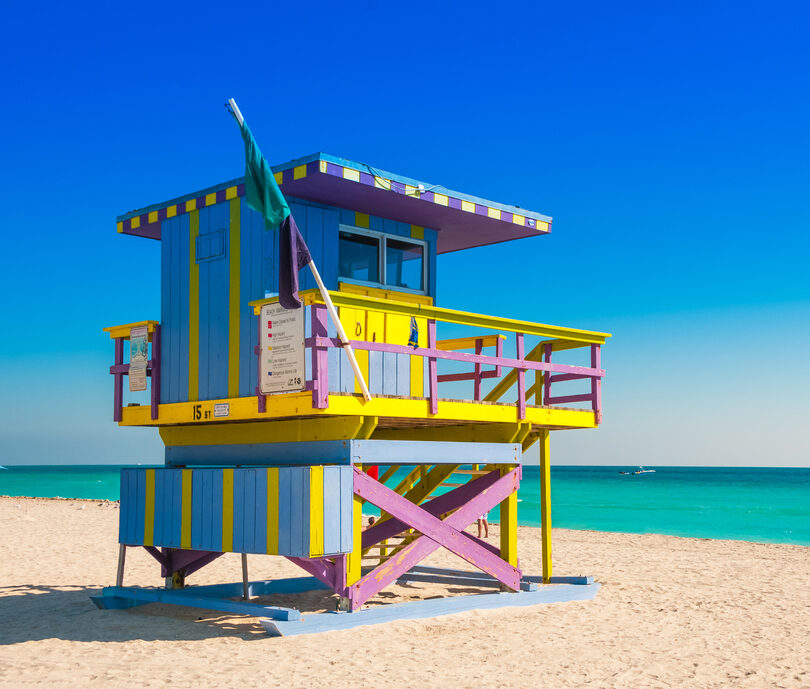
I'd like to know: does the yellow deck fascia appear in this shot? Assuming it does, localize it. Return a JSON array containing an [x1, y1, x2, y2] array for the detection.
[[119, 393, 597, 430]]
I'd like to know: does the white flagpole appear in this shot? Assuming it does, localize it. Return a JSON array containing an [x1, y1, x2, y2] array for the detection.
[[227, 98, 372, 402]]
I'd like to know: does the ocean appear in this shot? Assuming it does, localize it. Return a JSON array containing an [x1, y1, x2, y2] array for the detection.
[[1, 465, 808, 546]]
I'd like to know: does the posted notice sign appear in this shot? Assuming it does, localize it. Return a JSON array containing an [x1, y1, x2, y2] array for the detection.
[[129, 326, 148, 392], [259, 303, 306, 394]]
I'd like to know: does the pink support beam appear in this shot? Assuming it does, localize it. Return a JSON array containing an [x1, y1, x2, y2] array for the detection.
[[437, 369, 499, 384], [516, 333, 526, 420], [350, 467, 522, 609], [546, 394, 594, 405], [311, 304, 329, 409], [361, 469, 504, 548], [286, 556, 337, 590], [428, 320, 438, 415]]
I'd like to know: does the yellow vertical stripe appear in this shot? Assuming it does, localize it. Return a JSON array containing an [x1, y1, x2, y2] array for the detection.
[[539, 430, 552, 582], [188, 210, 199, 402], [228, 198, 240, 398], [180, 469, 192, 549], [143, 469, 155, 546], [309, 466, 324, 557], [222, 468, 234, 552], [266, 468, 279, 554]]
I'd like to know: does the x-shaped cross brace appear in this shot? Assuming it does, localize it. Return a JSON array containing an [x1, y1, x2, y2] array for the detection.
[[348, 466, 521, 609]]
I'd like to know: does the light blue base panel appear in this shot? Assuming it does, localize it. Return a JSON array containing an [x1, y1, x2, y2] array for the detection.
[[166, 439, 522, 467], [90, 576, 330, 621], [262, 582, 600, 637], [400, 565, 595, 587], [396, 571, 538, 592]]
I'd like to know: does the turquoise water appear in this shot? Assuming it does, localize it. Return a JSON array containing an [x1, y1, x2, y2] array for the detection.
[[1, 465, 808, 546]]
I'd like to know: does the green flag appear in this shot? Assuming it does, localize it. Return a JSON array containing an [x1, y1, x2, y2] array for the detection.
[[239, 121, 290, 228]]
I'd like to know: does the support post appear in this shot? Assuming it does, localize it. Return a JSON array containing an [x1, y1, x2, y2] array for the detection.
[[428, 320, 438, 415], [499, 464, 518, 569], [311, 304, 329, 409], [345, 464, 363, 603], [255, 316, 266, 413], [539, 429, 552, 583], [542, 343, 553, 405], [473, 338, 483, 401], [116, 544, 126, 587], [150, 324, 161, 420], [591, 344, 602, 424], [516, 333, 526, 420], [113, 337, 124, 422], [241, 553, 249, 600]]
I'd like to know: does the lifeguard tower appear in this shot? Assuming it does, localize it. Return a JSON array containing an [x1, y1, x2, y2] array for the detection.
[[92, 151, 609, 635]]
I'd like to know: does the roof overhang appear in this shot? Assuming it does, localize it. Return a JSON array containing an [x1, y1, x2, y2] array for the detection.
[[117, 153, 552, 253]]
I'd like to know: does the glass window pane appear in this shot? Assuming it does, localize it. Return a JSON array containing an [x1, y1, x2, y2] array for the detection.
[[339, 231, 379, 283], [386, 238, 424, 291]]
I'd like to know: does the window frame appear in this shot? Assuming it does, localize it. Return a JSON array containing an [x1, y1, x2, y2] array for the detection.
[[337, 224, 428, 295]]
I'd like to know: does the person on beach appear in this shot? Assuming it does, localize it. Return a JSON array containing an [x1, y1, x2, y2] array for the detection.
[[477, 511, 489, 539]]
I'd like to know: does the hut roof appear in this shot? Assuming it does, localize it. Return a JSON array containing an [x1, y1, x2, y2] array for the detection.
[[117, 152, 552, 254]]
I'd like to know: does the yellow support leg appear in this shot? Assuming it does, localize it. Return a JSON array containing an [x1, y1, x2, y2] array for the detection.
[[347, 464, 363, 587], [499, 464, 518, 568], [539, 430, 552, 583]]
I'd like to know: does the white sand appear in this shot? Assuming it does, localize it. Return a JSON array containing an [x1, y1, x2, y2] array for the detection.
[[1, 496, 808, 688]]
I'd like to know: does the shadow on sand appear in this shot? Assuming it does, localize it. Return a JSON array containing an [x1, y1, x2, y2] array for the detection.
[[0, 583, 342, 644]]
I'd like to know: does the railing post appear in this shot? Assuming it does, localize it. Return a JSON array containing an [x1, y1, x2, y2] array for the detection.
[[113, 337, 124, 422], [591, 344, 602, 424], [516, 333, 526, 420], [428, 319, 438, 415], [542, 343, 553, 406], [150, 324, 161, 421], [311, 304, 329, 409], [473, 338, 483, 401], [255, 313, 266, 414]]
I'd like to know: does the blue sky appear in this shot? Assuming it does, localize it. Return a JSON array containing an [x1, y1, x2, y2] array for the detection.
[[1, 2, 808, 466]]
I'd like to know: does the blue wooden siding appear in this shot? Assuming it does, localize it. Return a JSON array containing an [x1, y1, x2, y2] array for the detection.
[[160, 194, 437, 403], [197, 203, 230, 401], [160, 213, 190, 403], [119, 466, 353, 557]]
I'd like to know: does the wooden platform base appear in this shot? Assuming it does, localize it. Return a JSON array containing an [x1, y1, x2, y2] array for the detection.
[[90, 570, 599, 638], [262, 579, 600, 637]]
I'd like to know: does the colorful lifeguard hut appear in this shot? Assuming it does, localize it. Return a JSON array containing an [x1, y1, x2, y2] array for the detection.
[[93, 149, 610, 635]]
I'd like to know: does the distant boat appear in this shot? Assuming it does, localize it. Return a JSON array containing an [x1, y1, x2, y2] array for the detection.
[[618, 471, 629, 475], [633, 466, 656, 475], [0, 465, 6, 470]]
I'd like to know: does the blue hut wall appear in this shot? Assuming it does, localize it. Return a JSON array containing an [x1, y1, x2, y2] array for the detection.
[[160, 195, 437, 404]]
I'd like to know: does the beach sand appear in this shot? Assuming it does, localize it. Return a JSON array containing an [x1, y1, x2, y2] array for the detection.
[[0, 496, 808, 688]]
